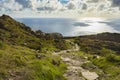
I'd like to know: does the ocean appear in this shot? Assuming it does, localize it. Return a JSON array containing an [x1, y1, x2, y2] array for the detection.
[[16, 18, 120, 37]]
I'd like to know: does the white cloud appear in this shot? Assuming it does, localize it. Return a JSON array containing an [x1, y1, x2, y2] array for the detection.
[[1, 0, 23, 11], [0, 0, 120, 18]]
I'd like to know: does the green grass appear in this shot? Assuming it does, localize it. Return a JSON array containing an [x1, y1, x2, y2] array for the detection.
[[0, 44, 66, 80], [68, 42, 120, 80], [0, 15, 68, 51], [90, 53, 120, 80], [0, 15, 70, 80]]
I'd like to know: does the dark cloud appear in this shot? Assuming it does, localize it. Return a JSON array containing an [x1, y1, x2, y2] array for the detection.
[[37, 7, 56, 11], [93, 0, 99, 2], [112, 0, 120, 6], [0, 0, 120, 18], [66, 3, 76, 10], [98, 4, 105, 10], [99, 19, 120, 31], [82, 3, 87, 10], [15, 0, 32, 8]]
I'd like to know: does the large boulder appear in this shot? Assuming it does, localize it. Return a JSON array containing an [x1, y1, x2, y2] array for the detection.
[[35, 30, 46, 37], [45, 33, 63, 39]]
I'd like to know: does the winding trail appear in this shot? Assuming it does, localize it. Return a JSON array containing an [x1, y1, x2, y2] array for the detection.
[[54, 40, 99, 80]]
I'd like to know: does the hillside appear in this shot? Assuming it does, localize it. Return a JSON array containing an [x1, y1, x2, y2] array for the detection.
[[53, 32, 120, 80], [73, 33, 120, 80], [0, 14, 120, 80], [79, 32, 120, 43], [75, 33, 120, 55], [0, 14, 68, 51], [0, 14, 69, 80]]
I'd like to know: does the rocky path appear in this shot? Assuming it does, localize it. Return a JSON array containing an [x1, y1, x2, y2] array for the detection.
[[61, 56, 99, 80], [54, 40, 99, 80]]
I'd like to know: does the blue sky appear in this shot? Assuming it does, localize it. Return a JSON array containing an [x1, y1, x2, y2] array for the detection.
[[0, 0, 120, 18], [59, 0, 69, 4]]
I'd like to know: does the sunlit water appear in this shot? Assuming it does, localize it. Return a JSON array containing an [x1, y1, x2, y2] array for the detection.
[[16, 18, 120, 36]]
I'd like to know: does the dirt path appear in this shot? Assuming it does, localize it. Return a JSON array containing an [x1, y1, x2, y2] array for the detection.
[[61, 56, 99, 80], [54, 41, 99, 80]]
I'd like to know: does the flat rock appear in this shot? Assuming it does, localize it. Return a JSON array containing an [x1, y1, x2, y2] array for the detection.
[[81, 71, 99, 80]]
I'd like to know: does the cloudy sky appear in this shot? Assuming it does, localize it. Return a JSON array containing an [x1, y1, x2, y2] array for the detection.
[[0, 0, 120, 18]]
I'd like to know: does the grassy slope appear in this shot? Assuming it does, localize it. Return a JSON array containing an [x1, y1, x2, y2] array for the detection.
[[0, 42, 66, 80], [0, 15, 68, 80], [0, 15, 68, 51], [1, 14, 120, 80], [73, 33, 120, 80]]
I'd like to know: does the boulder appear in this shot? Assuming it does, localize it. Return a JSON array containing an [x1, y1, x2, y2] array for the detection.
[[45, 33, 63, 39], [35, 30, 46, 37]]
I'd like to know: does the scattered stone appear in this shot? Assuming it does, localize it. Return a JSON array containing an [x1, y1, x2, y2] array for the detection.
[[54, 41, 99, 80], [81, 71, 99, 80], [52, 59, 60, 66], [36, 53, 45, 59], [93, 55, 100, 59]]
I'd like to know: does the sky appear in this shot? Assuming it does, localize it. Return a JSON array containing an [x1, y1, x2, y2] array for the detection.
[[0, 0, 120, 18]]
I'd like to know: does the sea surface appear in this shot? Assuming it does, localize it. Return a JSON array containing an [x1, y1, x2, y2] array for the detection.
[[16, 18, 120, 37]]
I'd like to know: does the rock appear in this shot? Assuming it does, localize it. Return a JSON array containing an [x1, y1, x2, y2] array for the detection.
[[81, 71, 99, 80], [84, 56, 88, 59], [52, 59, 60, 66], [55, 41, 100, 80], [36, 53, 45, 59], [93, 55, 100, 59], [45, 33, 63, 39], [35, 30, 46, 37], [24, 43, 27, 46]]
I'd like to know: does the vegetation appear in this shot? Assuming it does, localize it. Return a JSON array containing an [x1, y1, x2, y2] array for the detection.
[[0, 14, 68, 51], [91, 54, 120, 80], [75, 36, 120, 55], [74, 33, 120, 80], [0, 14, 68, 80], [0, 43, 66, 80], [0, 14, 120, 80]]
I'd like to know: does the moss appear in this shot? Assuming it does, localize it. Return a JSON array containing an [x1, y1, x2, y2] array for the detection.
[[0, 41, 6, 49]]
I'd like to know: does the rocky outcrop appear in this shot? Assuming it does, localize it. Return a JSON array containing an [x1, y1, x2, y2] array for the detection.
[[35, 30, 46, 37], [35, 30, 63, 39], [45, 33, 63, 39]]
